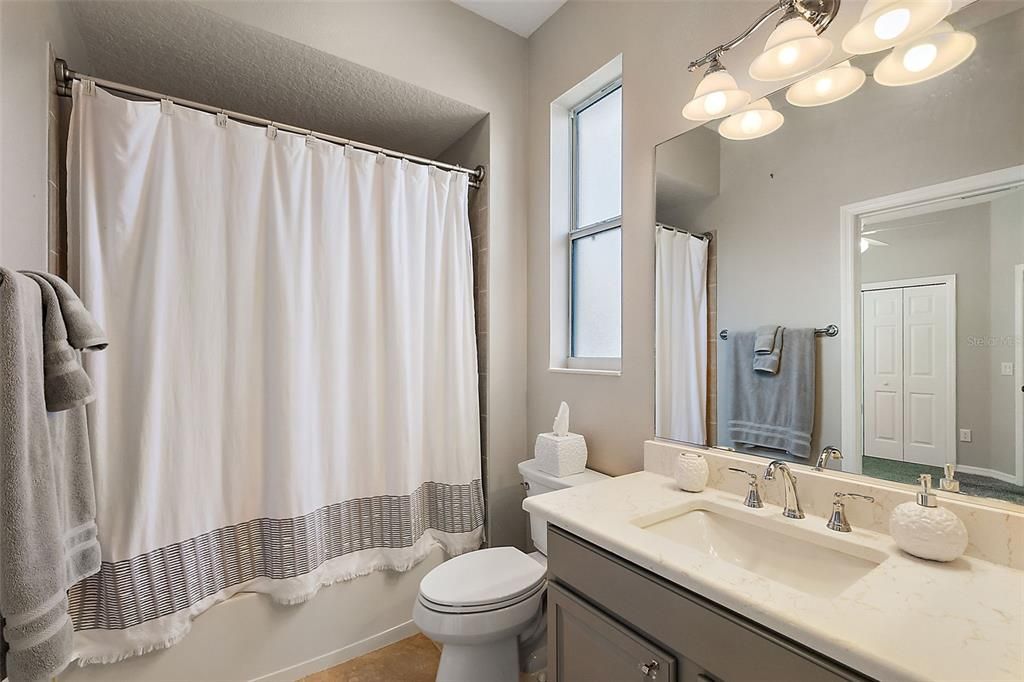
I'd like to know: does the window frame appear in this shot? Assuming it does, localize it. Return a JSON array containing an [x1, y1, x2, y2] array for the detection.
[[568, 79, 623, 363]]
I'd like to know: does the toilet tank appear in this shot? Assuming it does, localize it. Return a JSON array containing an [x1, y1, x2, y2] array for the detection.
[[517, 458, 609, 555]]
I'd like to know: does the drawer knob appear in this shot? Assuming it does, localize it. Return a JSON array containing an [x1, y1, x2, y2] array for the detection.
[[638, 660, 659, 678]]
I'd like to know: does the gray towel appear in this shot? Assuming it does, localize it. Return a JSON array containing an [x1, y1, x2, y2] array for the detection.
[[753, 325, 783, 375], [754, 325, 779, 354], [0, 268, 76, 681], [24, 272, 107, 352], [726, 328, 816, 458], [22, 273, 94, 412]]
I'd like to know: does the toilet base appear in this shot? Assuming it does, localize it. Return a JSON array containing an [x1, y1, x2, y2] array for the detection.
[[436, 638, 519, 682]]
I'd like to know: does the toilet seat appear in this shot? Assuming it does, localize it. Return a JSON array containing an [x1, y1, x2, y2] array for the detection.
[[419, 547, 546, 612], [419, 578, 546, 614]]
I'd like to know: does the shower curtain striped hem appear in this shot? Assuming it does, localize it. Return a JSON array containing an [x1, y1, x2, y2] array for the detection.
[[68, 480, 484, 664]]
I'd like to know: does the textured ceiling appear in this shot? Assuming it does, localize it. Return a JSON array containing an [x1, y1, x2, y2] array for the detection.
[[67, 1, 487, 159], [450, 0, 565, 37]]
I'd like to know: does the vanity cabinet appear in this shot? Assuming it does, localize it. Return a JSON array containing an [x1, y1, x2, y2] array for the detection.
[[546, 526, 872, 682]]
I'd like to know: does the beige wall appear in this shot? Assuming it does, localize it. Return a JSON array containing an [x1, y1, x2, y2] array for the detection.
[[988, 192, 1024, 476], [0, 0, 91, 270]]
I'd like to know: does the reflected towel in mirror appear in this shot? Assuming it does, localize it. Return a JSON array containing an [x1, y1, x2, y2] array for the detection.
[[725, 328, 815, 458]]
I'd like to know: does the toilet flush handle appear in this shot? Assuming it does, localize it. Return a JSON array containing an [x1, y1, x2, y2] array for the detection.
[[521, 481, 530, 492]]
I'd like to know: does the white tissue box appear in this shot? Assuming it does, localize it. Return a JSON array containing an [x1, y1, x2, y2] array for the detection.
[[534, 433, 588, 477]]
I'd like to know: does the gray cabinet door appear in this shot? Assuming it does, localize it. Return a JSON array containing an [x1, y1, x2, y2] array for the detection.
[[548, 582, 677, 682]]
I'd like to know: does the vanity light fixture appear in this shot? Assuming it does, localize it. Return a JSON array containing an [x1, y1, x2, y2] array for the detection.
[[682, 56, 751, 121], [874, 21, 976, 87], [749, 12, 834, 81], [685, 0, 838, 120], [718, 99, 785, 140], [841, 0, 952, 55], [786, 60, 866, 106]]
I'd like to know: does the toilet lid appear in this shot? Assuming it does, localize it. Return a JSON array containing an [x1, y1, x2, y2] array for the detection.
[[420, 547, 546, 608]]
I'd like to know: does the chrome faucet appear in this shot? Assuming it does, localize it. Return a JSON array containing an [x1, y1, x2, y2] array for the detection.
[[827, 492, 875, 532], [815, 446, 843, 471], [763, 460, 805, 519]]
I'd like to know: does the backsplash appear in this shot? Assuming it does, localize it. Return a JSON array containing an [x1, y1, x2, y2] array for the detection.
[[644, 440, 1024, 570]]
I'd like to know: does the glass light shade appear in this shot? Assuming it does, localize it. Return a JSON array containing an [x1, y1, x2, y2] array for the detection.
[[841, 0, 952, 55], [748, 17, 833, 82], [785, 61, 866, 107], [718, 99, 784, 140], [682, 68, 751, 121], [874, 22, 976, 86]]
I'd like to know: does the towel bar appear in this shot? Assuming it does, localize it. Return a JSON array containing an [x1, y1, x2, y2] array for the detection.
[[719, 324, 838, 340]]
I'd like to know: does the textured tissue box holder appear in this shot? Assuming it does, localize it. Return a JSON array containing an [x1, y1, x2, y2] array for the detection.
[[535, 433, 588, 477]]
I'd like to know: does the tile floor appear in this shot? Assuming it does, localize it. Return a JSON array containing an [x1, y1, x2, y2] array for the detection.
[[301, 634, 440, 682]]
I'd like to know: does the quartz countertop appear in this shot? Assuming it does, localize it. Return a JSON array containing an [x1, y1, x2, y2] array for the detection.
[[524, 471, 1024, 682]]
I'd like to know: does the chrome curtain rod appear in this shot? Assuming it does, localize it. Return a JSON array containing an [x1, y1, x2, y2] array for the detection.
[[719, 325, 839, 340], [655, 223, 713, 241], [53, 59, 485, 188]]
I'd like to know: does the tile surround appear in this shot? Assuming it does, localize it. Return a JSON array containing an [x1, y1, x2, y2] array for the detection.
[[645, 439, 1024, 570], [469, 181, 490, 543]]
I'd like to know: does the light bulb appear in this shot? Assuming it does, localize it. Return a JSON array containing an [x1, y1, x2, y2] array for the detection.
[[718, 98, 783, 140], [786, 61, 865, 107], [903, 42, 938, 72], [740, 111, 763, 134], [843, 0, 951, 55], [860, 238, 870, 253], [875, 22, 975, 87], [874, 8, 911, 40], [704, 91, 728, 115], [778, 45, 799, 66], [750, 16, 832, 81]]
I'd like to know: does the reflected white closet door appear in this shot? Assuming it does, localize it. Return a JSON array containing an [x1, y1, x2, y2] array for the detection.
[[863, 289, 904, 461], [903, 285, 951, 467]]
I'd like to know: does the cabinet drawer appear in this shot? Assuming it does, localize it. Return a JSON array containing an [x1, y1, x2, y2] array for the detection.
[[549, 582, 677, 682], [547, 526, 870, 682]]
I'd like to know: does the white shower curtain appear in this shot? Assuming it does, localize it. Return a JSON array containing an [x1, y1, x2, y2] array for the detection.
[[655, 226, 708, 443], [65, 83, 483, 662]]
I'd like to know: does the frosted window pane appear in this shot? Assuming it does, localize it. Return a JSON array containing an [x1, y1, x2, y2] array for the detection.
[[576, 88, 622, 229], [571, 227, 622, 357]]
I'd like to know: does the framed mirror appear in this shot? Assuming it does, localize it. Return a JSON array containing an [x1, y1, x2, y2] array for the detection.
[[654, 0, 1024, 506]]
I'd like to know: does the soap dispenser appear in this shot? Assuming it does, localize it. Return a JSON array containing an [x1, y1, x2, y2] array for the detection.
[[889, 474, 968, 562]]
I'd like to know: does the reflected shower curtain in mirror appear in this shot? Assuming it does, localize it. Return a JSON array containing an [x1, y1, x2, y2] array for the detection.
[[65, 82, 483, 663], [655, 227, 708, 443]]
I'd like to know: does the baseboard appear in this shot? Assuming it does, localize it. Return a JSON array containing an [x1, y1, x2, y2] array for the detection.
[[251, 619, 421, 682], [956, 464, 1021, 485]]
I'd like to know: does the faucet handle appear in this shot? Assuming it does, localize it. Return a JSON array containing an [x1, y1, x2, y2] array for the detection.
[[827, 492, 876, 532], [727, 468, 764, 508]]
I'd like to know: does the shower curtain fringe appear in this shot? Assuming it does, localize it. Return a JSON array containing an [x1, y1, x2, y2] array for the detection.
[[73, 530, 483, 666]]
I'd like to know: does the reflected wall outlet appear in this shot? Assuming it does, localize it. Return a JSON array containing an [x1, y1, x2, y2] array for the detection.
[[1002, 362, 1014, 376], [959, 429, 972, 443]]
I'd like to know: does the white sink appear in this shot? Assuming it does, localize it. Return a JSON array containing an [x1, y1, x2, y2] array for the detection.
[[633, 502, 886, 598]]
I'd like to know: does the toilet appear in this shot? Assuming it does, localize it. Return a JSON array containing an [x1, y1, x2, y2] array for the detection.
[[413, 459, 608, 682]]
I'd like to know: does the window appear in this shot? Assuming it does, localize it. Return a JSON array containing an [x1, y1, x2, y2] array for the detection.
[[570, 81, 622, 362]]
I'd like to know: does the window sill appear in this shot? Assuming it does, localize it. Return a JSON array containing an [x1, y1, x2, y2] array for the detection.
[[548, 366, 622, 377]]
